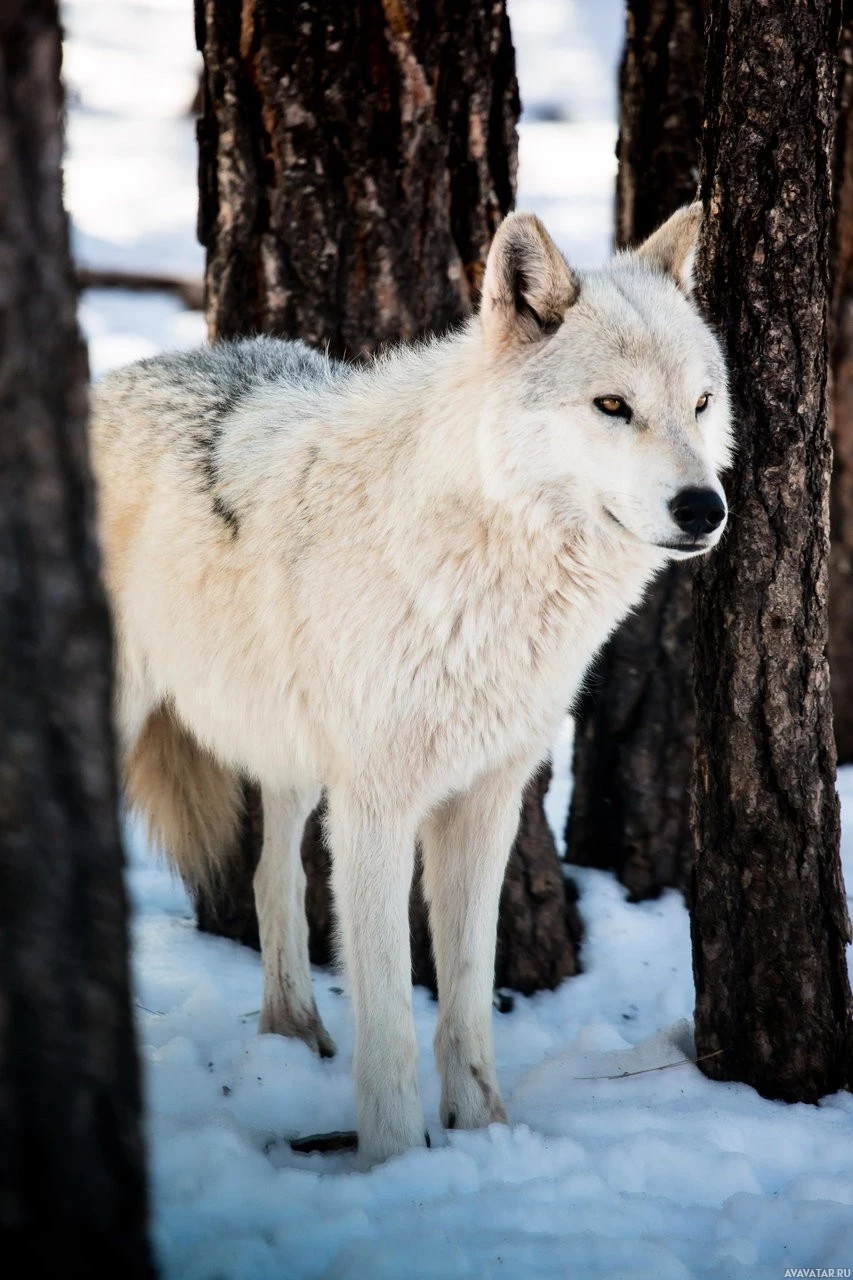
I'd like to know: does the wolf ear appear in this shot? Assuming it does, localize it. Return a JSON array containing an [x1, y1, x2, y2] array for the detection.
[[634, 203, 702, 294], [481, 212, 580, 346]]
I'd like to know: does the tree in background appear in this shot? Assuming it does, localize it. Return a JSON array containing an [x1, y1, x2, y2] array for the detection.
[[691, 0, 853, 1099], [568, 0, 706, 899], [193, 0, 582, 993], [830, 19, 853, 764], [0, 1, 153, 1269]]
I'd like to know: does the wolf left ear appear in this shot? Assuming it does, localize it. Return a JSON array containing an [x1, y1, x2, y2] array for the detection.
[[481, 212, 580, 346], [634, 202, 702, 295]]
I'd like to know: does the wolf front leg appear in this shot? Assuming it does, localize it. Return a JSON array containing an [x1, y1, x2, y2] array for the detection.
[[420, 768, 525, 1131], [254, 786, 336, 1057], [325, 788, 425, 1167]]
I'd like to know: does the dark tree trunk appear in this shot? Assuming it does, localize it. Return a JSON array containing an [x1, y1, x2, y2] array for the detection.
[[829, 20, 853, 763], [193, 783, 262, 949], [494, 764, 583, 994], [567, 0, 706, 899], [614, 0, 706, 252], [0, 2, 154, 1270], [568, 571, 696, 899], [193, 0, 581, 992], [691, 0, 853, 1100], [196, 0, 517, 353]]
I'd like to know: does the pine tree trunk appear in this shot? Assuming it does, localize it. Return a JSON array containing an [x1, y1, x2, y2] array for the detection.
[[568, 570, 696, 898], [829, 20, 853, 764], [196, 0, 516, 349], [691, 0, 853, 1099], [193, 0, 581, 992], [568, 0, 706, 899], [614, 0, 706, 253], [0, 2, 154, 1269]]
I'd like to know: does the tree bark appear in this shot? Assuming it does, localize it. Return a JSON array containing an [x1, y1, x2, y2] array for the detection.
[[0, 2, 154, 1270], [568, 570, 696, 899], [691, 0, 853, 1100], [614, 0, 706, 252], [196, 0, 517, 353], [829, 19, 853, 763], [567, 0, 706, 899], [194, 0, 581, 992]]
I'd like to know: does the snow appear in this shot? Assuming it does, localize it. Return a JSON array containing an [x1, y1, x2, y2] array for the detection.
[[127, 785, 853, 1280], [513, 0, 623, 267], [79, 289, 206, 380], [61, 0, 853, 1276], [63, 0, 206, 375], [63, 0, 203, 279]]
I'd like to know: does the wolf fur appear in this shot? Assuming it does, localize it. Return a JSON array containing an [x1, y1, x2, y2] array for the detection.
[[90, 206, 733, 1166]]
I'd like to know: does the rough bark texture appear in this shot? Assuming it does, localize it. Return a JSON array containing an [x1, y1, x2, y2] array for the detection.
[[691, 0, 853, 1100], [494, 764, 583, 993], [829, 20, 853, 763], [196, 0, 517, 356], [194, 0, 581, 991], [567, 0, 705, 898], [615, 0, 706, 250], [568, 570, 696, 898], [0, 2, 154, 1270]]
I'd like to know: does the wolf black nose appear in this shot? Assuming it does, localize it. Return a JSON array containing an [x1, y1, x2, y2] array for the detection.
[[669, 487, 726, 538]]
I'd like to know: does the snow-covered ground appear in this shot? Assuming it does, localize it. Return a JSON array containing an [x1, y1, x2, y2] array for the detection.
[[126, 735, 853, 1280], [61, 2, 853, 1277]]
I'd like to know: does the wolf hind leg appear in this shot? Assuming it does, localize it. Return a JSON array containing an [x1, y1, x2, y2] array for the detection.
[[420, 767, 526, 1131], [255, 785, 336, 1058]]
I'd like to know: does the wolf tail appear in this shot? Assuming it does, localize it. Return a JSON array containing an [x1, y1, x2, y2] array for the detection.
[[125, 703, 244, 892]]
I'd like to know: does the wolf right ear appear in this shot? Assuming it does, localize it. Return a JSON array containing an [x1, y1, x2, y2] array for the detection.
[[481, 213, 580, 347], [634, 203, 702, 294]]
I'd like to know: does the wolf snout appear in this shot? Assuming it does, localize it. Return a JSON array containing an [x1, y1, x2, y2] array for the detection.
[[668, 487, 726, 540]]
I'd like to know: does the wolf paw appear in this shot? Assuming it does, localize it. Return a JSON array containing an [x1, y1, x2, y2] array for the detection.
[[357, 1115, 428, 1169], [440, 1062, 508, 1130], [259, 1002, 337, 1059]]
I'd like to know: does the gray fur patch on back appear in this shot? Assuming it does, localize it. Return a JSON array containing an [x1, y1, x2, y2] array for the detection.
[[136, 337, 339, 536], [137, 334, 335, 406]]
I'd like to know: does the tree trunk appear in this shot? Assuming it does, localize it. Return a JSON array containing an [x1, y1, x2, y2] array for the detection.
[[568, 569, 696, 899], [567, 0, 706, 899], [614, 0, 706, 252], [0, 2, 154, 1270], [196, 0, 516, 351], [829, 20, 853, 763], [691, 0, 853, 1100], [193, 0, 581, 992]]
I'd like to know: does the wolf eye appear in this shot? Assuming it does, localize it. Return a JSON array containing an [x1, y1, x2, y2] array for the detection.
[[696, 393, 710, 414], [594, 396, 632, 422]]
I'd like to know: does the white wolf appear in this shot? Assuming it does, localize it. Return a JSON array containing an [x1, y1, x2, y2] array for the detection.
[[90, 205, 732, 1167]]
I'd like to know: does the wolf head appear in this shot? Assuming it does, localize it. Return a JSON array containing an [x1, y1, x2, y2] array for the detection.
[[477, 206, 733, 558]]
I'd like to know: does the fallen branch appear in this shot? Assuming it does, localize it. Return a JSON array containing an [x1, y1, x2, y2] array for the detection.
[[76, 266, 204, 311], [289, 1129, 359, 1155], [573, 1046, 726, 1081]]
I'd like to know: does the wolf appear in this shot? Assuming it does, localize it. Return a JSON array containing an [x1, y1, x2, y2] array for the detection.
[[90, 205, 732, 1167]]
